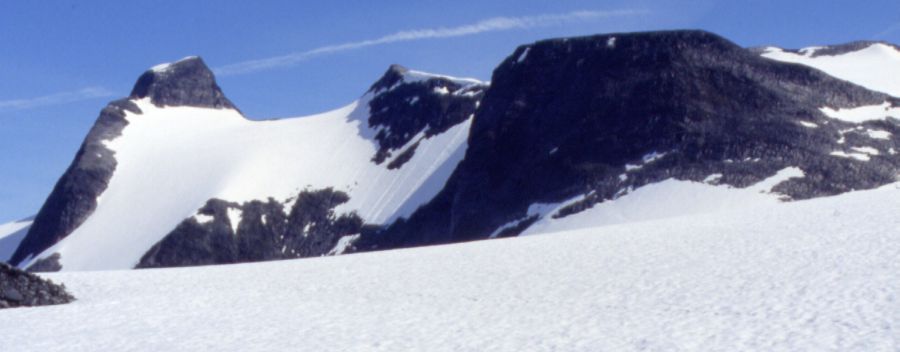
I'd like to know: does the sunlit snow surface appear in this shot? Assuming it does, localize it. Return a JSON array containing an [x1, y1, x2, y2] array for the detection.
[[25, 96, 471, 271], [761, 43, 900, 97], [2, 183, 899, 351], [522, 167, 805, 236]]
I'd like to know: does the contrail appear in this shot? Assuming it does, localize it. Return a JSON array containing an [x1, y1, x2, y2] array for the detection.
[[214, 9, 645, 76], [0, 87, 114, 112]]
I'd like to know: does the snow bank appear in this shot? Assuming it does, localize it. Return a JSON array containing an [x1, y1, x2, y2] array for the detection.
[[2, 182, 898, 351], [521, 167, 804, 236], [819, 102, 900, 123]]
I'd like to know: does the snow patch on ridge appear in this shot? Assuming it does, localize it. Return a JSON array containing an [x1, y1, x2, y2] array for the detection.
[[625, 151, 668, 171], [761, 43, 900, 97], [194, 213, 214, 225], [851, 146, 880, 156], [703, 173, 723, 184], [797, 120, 818, 128], [866, 130, 892, 140], [516, 47, 531, 63], [150, 63, 172, 73], [149, 56, 200, 73], [819, 102, 900, 123], [226, 208, 243, 234], [328, 234, 360, 255], [831, 151, 871, 161], [401, 69, 484, 88]]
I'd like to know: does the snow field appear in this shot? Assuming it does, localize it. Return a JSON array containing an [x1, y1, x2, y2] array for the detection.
[[2, 183, 898, 351]]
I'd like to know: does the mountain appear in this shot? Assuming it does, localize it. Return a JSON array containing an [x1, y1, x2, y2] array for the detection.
[[9, 30, 900, 271], [3, 181, 899, 349], [757, 41, 900, 97], [11, 58, 486, 270], [354, 31, 899, 250]]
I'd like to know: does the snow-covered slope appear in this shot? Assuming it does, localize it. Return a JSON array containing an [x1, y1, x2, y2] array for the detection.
[[761, 42, 900, 97], [0, 217, 32, 262], [19, 61, 483, 271], [519, 167, 805, 236], [3, 182, 898, 351]]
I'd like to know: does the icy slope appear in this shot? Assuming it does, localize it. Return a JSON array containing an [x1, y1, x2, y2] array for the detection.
[[3, 183, 898, 351], [25, 93, 472, 271], [761, 43, 900, 97], [519, 167, 805, 236], [0, 218, 31, 262]]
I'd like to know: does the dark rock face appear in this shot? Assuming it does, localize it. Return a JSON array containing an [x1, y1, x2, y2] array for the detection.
[[356, 30, 900, 250], [0, 262, 73, 309], [130, 57, 236, 109], [137, 188, 363, 268], [366, 65, 486, 167], [9, 100, 140, 267]]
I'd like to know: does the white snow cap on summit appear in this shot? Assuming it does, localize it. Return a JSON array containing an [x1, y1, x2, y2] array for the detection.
[[150, 56, 201, 73], [401, 69, 485, 87]]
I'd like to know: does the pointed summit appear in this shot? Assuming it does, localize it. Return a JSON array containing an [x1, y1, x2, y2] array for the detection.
[[362, 64, 487, 166], [130, 56, 235, 109], [368, 64, 410, 93]]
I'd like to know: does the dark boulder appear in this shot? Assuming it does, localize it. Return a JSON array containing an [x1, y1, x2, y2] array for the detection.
[[0, 262, 73, 309]]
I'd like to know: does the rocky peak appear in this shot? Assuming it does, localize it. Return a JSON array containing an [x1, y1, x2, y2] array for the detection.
[[368, 64, 411, 94], [130, 56, 235, 109], [365, 64, 488, 167]]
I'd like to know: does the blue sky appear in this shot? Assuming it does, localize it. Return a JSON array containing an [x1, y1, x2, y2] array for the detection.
[[1, 0, 899, 222]]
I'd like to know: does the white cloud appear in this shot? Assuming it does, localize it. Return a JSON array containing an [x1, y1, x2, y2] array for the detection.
[[214, 9, 646, 76], [0, 87, 114, 112]]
